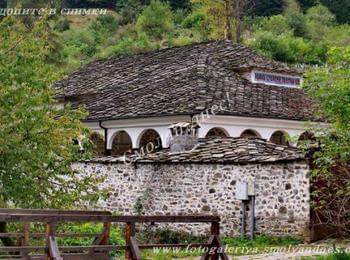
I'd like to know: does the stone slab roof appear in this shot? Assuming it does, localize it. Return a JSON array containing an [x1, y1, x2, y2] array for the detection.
[[86, 138, 304, 164], [56, 40, 316, 122]]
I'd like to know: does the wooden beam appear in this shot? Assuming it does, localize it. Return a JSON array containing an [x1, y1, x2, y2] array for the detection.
[[0, 245, 126, 253], [0, 214, 220, 223], [0, 208, 111, 216], [0, 232, 100, 238], [89, 222, 111, 254], [95, 222, 111, 245]]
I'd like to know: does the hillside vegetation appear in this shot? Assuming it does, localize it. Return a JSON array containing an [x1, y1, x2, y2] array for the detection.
[[13, 0, 347, 72]]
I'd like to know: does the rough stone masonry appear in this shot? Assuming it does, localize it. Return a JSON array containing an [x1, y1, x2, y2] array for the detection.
[[74, 160, 310, 238]]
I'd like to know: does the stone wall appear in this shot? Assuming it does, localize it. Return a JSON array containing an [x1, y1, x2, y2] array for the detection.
[[73, 161, 310, 238]]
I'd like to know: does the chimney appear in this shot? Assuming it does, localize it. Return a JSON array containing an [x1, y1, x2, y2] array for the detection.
[[168, 122, 200, 152]]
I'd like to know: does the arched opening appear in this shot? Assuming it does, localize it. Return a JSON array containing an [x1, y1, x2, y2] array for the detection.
[[111, 131, 132, 156], [205, 127, 229, 138], [240, 129, 261, 139], [270, 131, 290, 146], [139, 129, 162, 152], [298, 131, 316, 147], [90, 132, 105, 156], [299, 131, 315, 142]]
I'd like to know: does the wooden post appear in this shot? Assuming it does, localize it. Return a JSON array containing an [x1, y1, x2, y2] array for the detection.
[[100, 222, 111, 245], [19, 221, 30, 246], [211, 222, 220, 236], [211, 222, 220, 260], [125, 222, 135, 260], [202, 222, 228, 260], [45, 222, 57, 260], [18, 221, 30, 259]]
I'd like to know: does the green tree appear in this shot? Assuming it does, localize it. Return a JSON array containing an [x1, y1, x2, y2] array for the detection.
[[250, 0, 284, 16], [304, 47, 350, 165], [191, 0, 252, 42], [284, 0, 307, 37], [305, 4, 335, 41], [89, 13, 119, 44], [136, 0, 174, 40], [116, 0, 150, 25], [303, 47, 350, 235], [259, 15, 291, 35], [249, 31, 328, 64], [320, 0, 350, 24], [167, 0, 191, 10], [0, 17, 102, 211]]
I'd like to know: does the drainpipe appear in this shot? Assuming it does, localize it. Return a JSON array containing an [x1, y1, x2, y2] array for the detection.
[[99, 121, 111, 156], [250, 195, 256, 239], [241, 201, 246, 238]]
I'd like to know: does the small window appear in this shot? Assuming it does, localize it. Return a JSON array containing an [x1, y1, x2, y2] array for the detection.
[[252, 71, 302, 88]]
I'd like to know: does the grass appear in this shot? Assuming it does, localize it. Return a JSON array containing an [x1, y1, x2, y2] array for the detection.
[[223, 235, 302, 247], [138, 230, 303, 259], [316, 251, 350, 260]]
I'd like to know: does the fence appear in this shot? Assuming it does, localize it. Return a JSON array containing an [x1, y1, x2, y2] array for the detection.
[[0, 208, 228, 260]]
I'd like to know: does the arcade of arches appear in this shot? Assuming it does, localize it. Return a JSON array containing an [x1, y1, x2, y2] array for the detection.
[[92, 129, 314, 156]]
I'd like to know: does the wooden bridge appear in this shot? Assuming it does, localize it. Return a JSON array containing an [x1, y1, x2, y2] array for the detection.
[[0, 209, 229, 260]]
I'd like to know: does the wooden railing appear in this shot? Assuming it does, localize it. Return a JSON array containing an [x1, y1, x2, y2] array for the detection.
[[0, 209, 228, 260]]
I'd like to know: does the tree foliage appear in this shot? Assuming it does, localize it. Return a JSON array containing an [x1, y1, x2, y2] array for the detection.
[[116, 0, 150, 25], [303, 47, 350, 234], [305, 4, 335, 41], [0, 17, 103, 209], [136, 0, 174, 40], [320, 0, 350, 24], [304, 47, 350, 166]]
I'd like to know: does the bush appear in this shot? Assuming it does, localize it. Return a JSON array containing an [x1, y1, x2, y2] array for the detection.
[[109, 32, 155, 56], [249, 31, 329, 64], [61, 29, 97, 57], [90, 14, 119, 33], [259, 15, 292, 35], [182, 12, 204, 31], [326, 25, 350, 47], [54, 18, 70, 32]]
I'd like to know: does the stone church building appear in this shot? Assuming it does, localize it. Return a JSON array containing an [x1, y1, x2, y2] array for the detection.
[[56, 40, 322, 238]]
